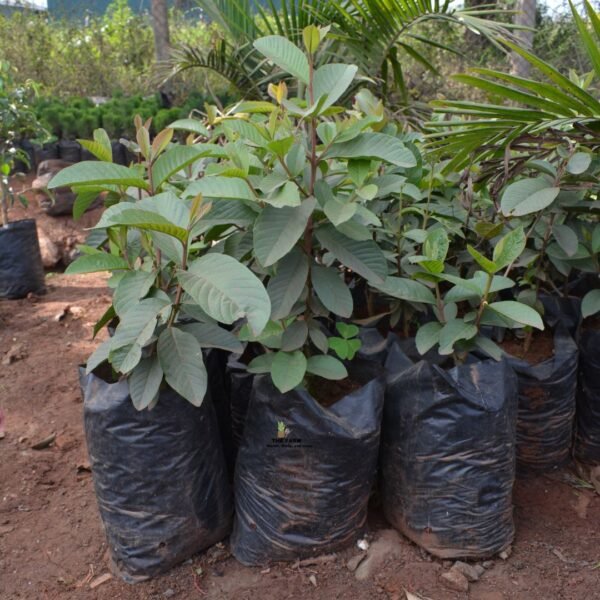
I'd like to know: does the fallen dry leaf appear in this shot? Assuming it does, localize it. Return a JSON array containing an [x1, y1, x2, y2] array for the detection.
[[90, 573, 112, 589]]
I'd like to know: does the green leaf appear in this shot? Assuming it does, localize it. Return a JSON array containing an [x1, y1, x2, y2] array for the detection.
[[308, 325, 329, 353], [336, 322, 359, 339], [500, 178, 560, 217], [567, 152, 592, 175], [185, 176, 255, 201], [253, 197, 315, 267], [179, 254, 271, 335], [85, 338, 111, 373], [280, 320, 309, 351], [438, 319, 478, 355], [78, 139, 112, 163], [474, 335, 504, 361], [264, 181, 301, 207], [108, 208, 189, 242], [253, 35, 310, 84], [181, 322, 243, 353], [65, 253, 129, 274], [93, 305, 116, 339], [467, 245, 498, 275], [271, 350, 307, 393], [415, 321, 443, 355], [48, 161, 148, 191], [374, 277, 436, 305], [113, 270, 155, 317], [267, 248, 309, 320], [168, 118, 210, 137], [129, 356, 163, 411], [487, 301, 544, 329], [326, 133, 416, 167], [158, 328, 207, 406], [110, 343, 142, 374], [582, 289, 600, 318], [306, 355, 348, 380], [247, 353, 275, 374], [424, 228, 449, 262], [111, 298, 170, 351], [553, 224, 579, 257], [312, 64, 358, 110], [152, 144, 217, 189], [324, 197, 357, 226], [311, 266, 353, 318], [73, 190, 101, 220], [316, 225, 387, 284], [493, 226, 526, 269]]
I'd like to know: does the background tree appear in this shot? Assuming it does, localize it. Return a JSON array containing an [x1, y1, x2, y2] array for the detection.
[[511, 0, 537, 77]]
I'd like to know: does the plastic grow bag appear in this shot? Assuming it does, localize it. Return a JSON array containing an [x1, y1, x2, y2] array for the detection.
[[226, 354, 254, 455], [80, 369, 233, 582], [381, 344, 518, 559], [111, 141, 127, 166], [230, 362, 385, 565], [0, 219, 46, 299], [58, 140, 82, 163], [34, 142, 59, 166], [574, 329, 600, 465], [507, 324, 578, 473]]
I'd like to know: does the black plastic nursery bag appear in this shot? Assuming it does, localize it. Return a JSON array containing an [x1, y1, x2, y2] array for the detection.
[[574, 329, 600, 465], [230, 363, 385, 565], [381, 345, 518, 559], [80, 369, 233, 582], [507, 325, 578, 473], [0, 219, 46, 299]]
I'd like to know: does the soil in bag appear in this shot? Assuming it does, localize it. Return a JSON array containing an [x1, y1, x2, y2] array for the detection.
[[0, 219, 46, 299], [381, 342, 518, 559], [503, 324, 578, 474], [80, 368, 233, 582], [230, 361, 385, 566], [574, 327, 600, 465]]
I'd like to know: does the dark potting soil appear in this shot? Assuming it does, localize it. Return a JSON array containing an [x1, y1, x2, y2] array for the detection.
[[500, 329, 555, 364], [306, 374, 363, 407]]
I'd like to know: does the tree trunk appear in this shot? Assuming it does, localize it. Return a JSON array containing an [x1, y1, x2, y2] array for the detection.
[[510, 0, 536, 78], [151, 0, 171, 63]]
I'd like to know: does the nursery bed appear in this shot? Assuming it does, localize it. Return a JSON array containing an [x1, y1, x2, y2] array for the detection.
[[0, 198, 599, 600]]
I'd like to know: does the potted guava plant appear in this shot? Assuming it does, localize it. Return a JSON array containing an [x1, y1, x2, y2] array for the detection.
[[176, 26, 419, 565], [0, 61, 48, 299], [378, 220, 543, 559], [48, 118, 273, 581]]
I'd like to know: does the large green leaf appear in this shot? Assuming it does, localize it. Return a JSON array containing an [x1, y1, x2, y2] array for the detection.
[[113, 270, 155, 317], [374, 277, 436, 305], [48, 161, 148, 191], [109, 343, 142, 374], [500, 178, 560, 217], [306, 355, 347, 380], [267, 248, 309, 320], [111, 298, 170, 351], [78, 139, 112, 163], [326, 133, 416, 167], [65, 253, 129, 274], [271, 350, 307, 393], [152, 144, 218, 189], [85, 338, 111, 373], [129, 356, 164, 411], [552, 224, 579, 257], [178, 253, 271, 334], [158, 327, 208, 406], [253, 198, 315, 267], [107, 208, 189, 242], [184, 176, 255, 201], [191, 200, 256, 235], [280, 320, 309, 351], [316, 225, 387, 284], [487, 301, 544, 329], [312, 64, 358, 110], [181, 322, 243, 353], [253, 35, 310, 83], [311, 266, 353, 318]]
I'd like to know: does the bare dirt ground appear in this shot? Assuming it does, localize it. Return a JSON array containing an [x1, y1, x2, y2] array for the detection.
[[1, 187, 599, 600]]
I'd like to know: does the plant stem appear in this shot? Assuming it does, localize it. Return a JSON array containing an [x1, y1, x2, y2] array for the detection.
[[0, 184, 9, 227], [475, 272, 494, 331]]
